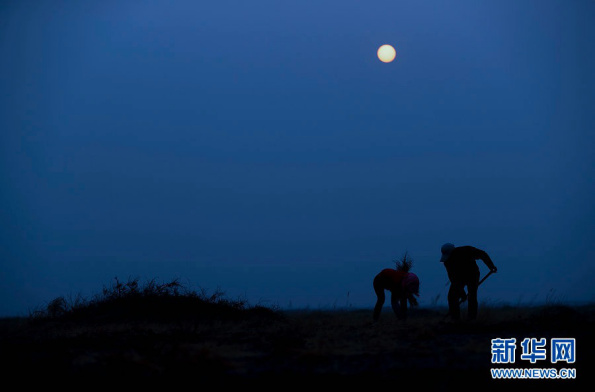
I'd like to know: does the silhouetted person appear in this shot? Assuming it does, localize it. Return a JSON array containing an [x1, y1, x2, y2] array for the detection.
[[373, 269, 419, 321], [440, 243, 497, 321]]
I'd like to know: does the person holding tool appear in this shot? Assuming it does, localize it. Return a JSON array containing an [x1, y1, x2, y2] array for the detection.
[[439, 243, 497, 321]]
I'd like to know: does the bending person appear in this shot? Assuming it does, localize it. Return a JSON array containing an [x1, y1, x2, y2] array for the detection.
[[373, 269, 420, 321], [439, 243, 497, 321]]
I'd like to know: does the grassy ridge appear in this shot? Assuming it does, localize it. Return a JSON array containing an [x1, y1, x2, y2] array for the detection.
[[29, 277, 277, 322], [1, 279, 593, 388]]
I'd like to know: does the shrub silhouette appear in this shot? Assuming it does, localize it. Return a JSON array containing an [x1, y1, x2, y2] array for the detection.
[[34, 277, 278, 323]]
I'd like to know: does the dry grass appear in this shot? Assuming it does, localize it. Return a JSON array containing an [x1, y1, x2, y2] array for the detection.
[[1, 281, 592, 388]]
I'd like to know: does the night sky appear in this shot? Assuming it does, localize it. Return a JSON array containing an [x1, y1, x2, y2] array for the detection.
[[1, 0, 594, 316]]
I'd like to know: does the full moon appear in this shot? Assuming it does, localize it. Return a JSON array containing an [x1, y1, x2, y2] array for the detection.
[[377, 44, 396, 63]]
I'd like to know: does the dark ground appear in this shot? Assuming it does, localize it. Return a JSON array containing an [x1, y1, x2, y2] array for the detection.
[[1, 301, 593, 389]]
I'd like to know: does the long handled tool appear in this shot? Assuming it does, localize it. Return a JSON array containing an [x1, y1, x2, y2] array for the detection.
[[458, 270, 494, 305], [442, 270, 495, 320]]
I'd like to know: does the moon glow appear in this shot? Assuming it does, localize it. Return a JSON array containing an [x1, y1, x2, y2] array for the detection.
[[377, 45, 396, 63]]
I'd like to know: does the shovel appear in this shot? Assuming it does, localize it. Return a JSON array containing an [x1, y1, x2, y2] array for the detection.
[[442, 270, 495, 320]]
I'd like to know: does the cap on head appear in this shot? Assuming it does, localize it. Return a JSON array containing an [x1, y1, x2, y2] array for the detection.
[[440, 243, 455, 263]]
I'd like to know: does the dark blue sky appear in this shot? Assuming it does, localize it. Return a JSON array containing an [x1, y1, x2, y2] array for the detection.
[[1, 0, 594, 316]]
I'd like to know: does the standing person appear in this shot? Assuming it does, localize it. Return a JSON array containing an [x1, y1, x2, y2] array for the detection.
[[440, 243, 497, 321], [373, 268, 420, 321]]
